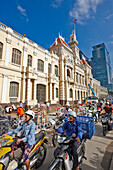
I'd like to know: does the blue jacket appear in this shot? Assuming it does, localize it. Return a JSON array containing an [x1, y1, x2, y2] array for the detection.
[[8, 120, 35, 145], [62, 120, 83, 140]]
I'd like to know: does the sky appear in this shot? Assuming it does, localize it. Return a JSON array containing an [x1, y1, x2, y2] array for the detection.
[[0, 0, 113, 73]]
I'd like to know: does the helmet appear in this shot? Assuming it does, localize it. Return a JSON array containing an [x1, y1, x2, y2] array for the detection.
[[106, 102, 109, 105], [25, 110, 35, 119], [69, 111, 77, 118]]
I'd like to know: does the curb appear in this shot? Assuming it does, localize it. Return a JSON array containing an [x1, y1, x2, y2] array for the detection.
[[110, 154, 113, 170]]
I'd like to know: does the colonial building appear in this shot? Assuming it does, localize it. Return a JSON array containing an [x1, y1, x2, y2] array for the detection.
[[0, 22, 108, 106]]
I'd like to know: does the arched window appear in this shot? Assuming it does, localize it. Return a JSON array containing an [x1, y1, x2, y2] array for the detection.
[[12, 48, 21, 65], [0, 42, 3, 59], [67, 69, 70, 77], [55, 65, 58, 77], [70, 89, 72, 98], [48, 63, 51, 74], [9, 82, 19, 97], [27, 55, 32, 67], [76, 73, 78, 83], [37, 59, 44, 72], [56, 88, 58, 98]]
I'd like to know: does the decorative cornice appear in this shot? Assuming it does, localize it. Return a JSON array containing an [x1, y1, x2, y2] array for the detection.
[[6, 38, 12, 44]]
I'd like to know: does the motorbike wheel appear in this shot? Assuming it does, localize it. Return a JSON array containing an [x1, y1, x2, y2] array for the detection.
[[53, 167, 63, 170], [103, 126, 107, 136], [52, 161, 64, 170], [34, 143, 47, 169], [52, 133, 58, 147]]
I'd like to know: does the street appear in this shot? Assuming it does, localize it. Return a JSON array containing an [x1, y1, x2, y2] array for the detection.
[[37, 121, 113, 170]]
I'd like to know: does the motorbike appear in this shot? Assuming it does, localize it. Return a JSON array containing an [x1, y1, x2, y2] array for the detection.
[[87, 107, 98, 123], [0, 130, 47, 170], [52, 116, 65, 147], [101, 113, 112, 136], [48, 133, 86, 170], [52, 116, 70, 147], [97, 106, 102, 121]]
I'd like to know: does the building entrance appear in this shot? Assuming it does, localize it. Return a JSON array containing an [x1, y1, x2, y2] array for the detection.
[[37, 84, 46, 103]]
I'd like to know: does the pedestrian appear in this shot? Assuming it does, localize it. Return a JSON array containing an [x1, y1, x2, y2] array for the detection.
[[17, 105, 24, 120], [46, 101, 50, 113], [19, 101, 23, 108], [37, 101, 40, 108]]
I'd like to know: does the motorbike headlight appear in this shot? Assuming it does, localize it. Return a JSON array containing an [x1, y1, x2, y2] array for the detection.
[[0, 163, 3, 169]]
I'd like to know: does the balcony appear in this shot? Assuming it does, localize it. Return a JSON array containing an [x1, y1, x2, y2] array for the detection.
[[67, 76, 74, 83]]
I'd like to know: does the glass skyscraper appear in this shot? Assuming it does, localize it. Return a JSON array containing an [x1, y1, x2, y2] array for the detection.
[[92, 43, 112, 90]]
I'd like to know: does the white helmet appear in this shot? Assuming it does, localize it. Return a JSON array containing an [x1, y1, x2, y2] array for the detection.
[[69, 111, 77, 118], [25, 110, 35, 119]]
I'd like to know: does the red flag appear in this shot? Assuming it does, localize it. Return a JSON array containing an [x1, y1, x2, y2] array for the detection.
[[74, 19, 78, 23]]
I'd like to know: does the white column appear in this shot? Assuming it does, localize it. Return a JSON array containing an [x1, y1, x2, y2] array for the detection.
[[27, 79, 30, 100], [33, 53, 37, 69], [5, 28, 13, 66], [54, 84, 56, 100], [50, 83, 52, 102], [75, 72, 76, 83], [23, 46, 28, 67], [45, 55, 48, 74], [22, 78, 25, 102], [78, 74, 80, 84], [5, 39, 12, 66], [65, 64, 67, 80], [34, 79, 36, 100], [73, 88, 75, 101], [2, 75, 8, 102]]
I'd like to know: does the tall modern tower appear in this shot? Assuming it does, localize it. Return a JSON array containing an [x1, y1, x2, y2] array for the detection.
[[92, 43, 112, 90]]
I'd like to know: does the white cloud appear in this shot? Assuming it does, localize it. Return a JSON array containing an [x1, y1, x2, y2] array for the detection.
[[105, 13, 113, 20], [108, 41, 113, 44], [51, 0, 63, 8], [17, 5, 29, 22], [69, 0, 103, 24]]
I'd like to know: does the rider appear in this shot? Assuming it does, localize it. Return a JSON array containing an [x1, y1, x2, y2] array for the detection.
[[101, 102, 113, 116], [62, 111, 83, 170], [2, 110, 35, 170]]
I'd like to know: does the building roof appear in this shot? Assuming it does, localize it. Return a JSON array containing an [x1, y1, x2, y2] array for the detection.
[[92, 43, 109, 54], [51, 35, 70, 49], [82, 58, 91, 68]]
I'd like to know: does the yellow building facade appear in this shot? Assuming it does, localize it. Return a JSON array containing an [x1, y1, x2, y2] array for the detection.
[[0, 22, 108, 106]]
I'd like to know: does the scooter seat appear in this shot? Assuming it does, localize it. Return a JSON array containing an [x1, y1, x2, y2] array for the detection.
[[35, 131, 45, 144]]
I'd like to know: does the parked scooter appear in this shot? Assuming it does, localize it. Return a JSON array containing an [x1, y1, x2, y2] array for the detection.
[[5, 105, 17, 114], [101, 113, 112, 136], [0, 130, 47, 170], [48, 133, 86, 170]]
